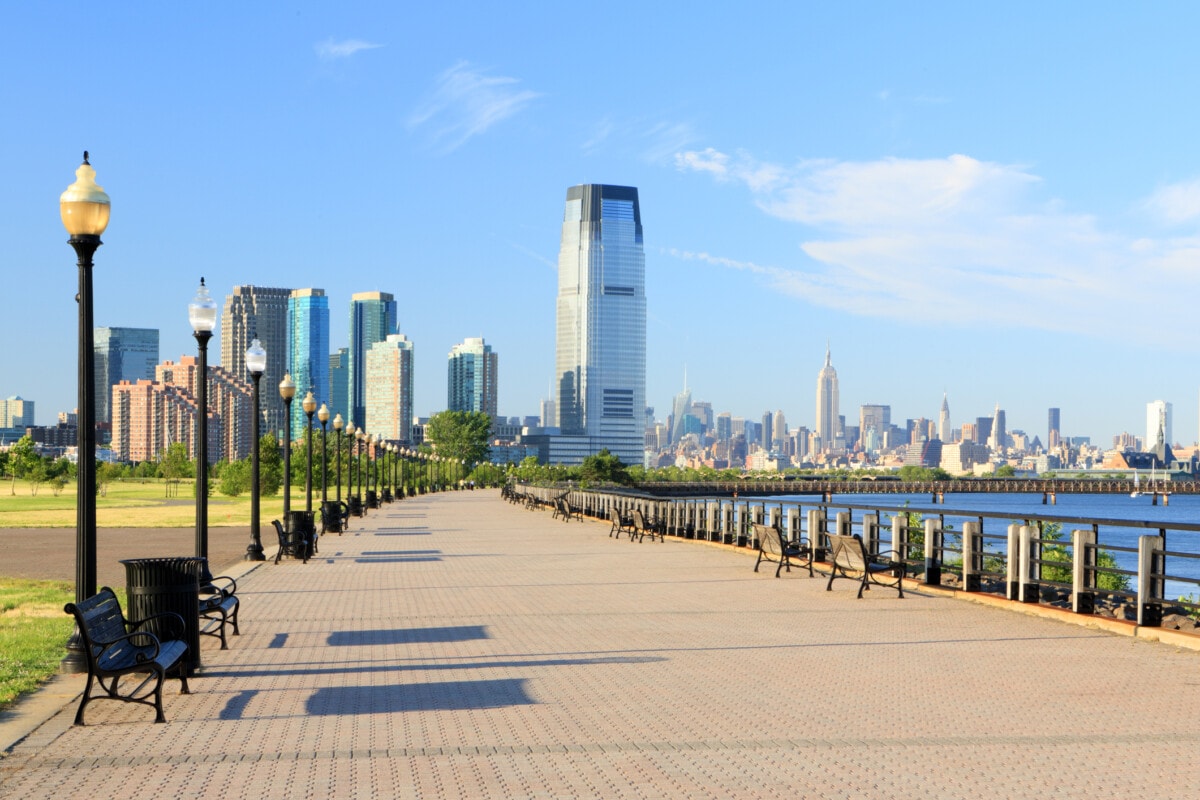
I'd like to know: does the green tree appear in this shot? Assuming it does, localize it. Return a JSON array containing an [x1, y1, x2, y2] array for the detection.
[[258, 432, 283, 496], [425, 410, 492, 466], [218, 459, 251, 497], [1036, 522, 1129, 592], [580, 449, 631, 486], [7, 435, 39, 492], [995, 464, 1017, 478]]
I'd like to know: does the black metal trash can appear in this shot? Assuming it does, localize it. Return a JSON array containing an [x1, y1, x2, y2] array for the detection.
[[121, 557, 204, 674], [286, 510, 316, 558], [348, 495, 363, 517], [366, 489, 378, 509], [321, 500, 342, 533]]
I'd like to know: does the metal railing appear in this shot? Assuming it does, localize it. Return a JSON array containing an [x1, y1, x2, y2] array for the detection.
[[507, 483, 1200, 626]]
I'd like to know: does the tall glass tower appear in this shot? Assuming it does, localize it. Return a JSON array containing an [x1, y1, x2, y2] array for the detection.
[[447, 337, 498, 417], [288, 288, 329, 434], [94, 327, 159, 424], [221, 285, 290, 437], [348, 291, 397, 429], [555, 184, 645, 465]]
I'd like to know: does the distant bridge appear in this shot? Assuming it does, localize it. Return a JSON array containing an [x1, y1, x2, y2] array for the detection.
[[633, 478, 1197, 502]]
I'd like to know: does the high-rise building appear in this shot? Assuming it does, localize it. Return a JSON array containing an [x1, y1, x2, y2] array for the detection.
[[349, 291, 397, 429], [715, 412, 732, 442], [365, 334, 414, 443], [988, 404, 1006, 452], [815, 345, 839, 452], [1146, 400, 1172, 449], [0, 396, 35, 439], [539, 397, 557, 429], [859, 404, 891, 452], [94, 327, 158, 424], [329, 348, 349, 423], [772, 410, 787, 449], [553, 184, 646, 465], [1048, 407, 1061, 449], [938, 393, 951, 442], [669, 386, 692, 445], [287, 289, 329, 434], [447, 337, 498, 417], [221, 285, 290, 437]]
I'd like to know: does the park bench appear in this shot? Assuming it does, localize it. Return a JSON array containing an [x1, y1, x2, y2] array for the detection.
[[825, 533, 905, 598], [630, 508, 664, 543], [751, 522, 813, 578], [272, 518, 311, 564], [608, 508, 634, 539], [64, 587, 191, 725], [198, 575, 240, 650], [552, 496, 581, 522]]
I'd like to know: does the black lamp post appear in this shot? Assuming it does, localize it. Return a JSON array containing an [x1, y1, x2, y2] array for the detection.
[[60, 153, 110, 674], [189, 278, 217, 585], [357, 429, 366, 508], [279, 374, 296, 529], [345, 421, 356, 502], [334, 414, 344, 502], [302, 391, 316, 515], [245, 339, 267, 561], [318, 404, 329, 506]]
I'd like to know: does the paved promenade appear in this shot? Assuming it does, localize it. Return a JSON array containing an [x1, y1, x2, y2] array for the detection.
[[3, 490, 1200, 798]]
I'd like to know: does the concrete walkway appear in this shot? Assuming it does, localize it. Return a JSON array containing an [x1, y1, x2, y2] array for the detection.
[[2, 490, 1200, 799]]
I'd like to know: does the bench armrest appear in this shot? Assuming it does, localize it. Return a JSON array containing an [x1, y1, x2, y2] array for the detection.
[[203, 575, 237, 598], [97, 629, 161, 667], [129, 610, 187, 642]]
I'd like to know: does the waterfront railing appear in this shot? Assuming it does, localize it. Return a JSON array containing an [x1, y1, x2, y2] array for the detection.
[[511, 483, 1200, 626]]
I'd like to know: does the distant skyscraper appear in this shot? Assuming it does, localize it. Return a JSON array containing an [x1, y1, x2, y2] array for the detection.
[[670, 385, 692, 445], [1048, 407, 1061, 449], [447, 337, 498, 416], [938, 393, 951, 442], [329, 348, 349, 423], [365, 333, 414, 443], [349, 291, 397, 428], [540, 397, 557, 429], [859, 404, 891, 452], [1146, 400, 1172, 449], [761, 411, 773, 450], [815, 345, 839, 451], [554, 184, 646, 465], [0, 396, 34, 433], [94, 327, 158, 424], [222, 285, 290, 437], [288, 289, 329, 435], [716, 412, 732, 442], [988, 403, 1006, 452], [772, 410, 787, 449]]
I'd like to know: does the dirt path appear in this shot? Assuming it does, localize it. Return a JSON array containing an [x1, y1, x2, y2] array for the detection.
[[0, 526, 257, 588]]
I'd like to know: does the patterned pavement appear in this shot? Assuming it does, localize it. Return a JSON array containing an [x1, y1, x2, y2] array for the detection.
[[2, 490, 1200, 799]]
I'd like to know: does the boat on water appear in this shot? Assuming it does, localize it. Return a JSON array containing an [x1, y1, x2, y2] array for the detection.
[[1131, 470, 1140, 498]]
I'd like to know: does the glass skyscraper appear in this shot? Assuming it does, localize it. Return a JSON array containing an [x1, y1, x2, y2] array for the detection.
[[554, 184, 645, 465], [348, 291, 397, 429], [447, 337, 498, 417], [288, 288, 329, 434], [94, 326, 159, 424]]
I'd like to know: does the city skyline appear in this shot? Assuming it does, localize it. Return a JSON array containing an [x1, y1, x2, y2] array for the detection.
[[7, 5, 1200, 446]]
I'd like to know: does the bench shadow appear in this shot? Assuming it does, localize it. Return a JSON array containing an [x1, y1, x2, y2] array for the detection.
[[306, 679, 535, 714], [329, 626, 488, 646]]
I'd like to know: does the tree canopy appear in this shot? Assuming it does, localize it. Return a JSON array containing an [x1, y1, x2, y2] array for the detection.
[[424, 411, 492, 466]]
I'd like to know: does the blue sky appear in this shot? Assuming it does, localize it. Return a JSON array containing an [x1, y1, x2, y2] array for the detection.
[[4, 2, 1200, 447]]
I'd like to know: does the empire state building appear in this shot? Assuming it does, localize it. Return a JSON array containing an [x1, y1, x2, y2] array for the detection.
[[815, 345, 839, 452]]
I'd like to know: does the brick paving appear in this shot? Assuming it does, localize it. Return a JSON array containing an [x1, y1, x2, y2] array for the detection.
[[2, 490, 1200, 798]]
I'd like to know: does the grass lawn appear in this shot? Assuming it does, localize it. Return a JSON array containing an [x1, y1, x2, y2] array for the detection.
[[0, 578, 76, 708], [0, 478, 305, 528]]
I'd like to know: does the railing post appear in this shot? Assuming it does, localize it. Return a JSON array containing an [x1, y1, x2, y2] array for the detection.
[[863, 513, 879, 556], [1072, 528, 1096, 614], [836, 511, 852, 538], [786, 505, 802, 547], [809, 509, 826, 561], [1137, 534, 1164, 627], [738, 501, 751, 547], [1006, 523, 1022, 600], [961, 521, 980, 591], [768, 505, 782, 530], [1018, 525, 1039, 603], [923, 518, 941, 586], [892, 514, 907, 574]]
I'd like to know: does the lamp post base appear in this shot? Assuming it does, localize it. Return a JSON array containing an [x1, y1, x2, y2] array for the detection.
[[61, 628, 89, 674]]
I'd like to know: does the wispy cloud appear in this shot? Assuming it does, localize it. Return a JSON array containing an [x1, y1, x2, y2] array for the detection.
[[408, 62, 541, 153], [674, 148, 1200, 339], [315, 38, 382, 60]]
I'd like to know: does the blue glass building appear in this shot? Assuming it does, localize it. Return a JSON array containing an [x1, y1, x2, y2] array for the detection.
[[288, 288, 329, 434], [554, 184, 646, 466]]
